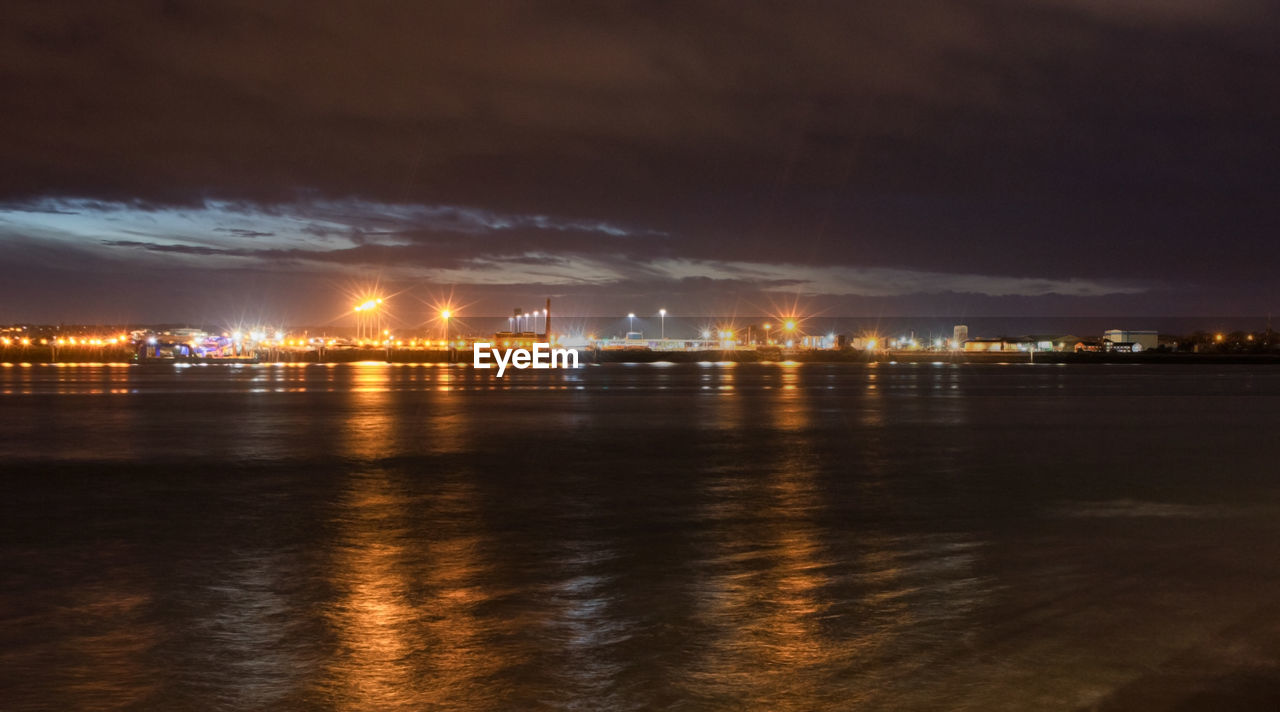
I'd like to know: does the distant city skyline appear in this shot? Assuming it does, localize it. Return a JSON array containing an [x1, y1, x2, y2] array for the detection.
[[3, 2, 1278, 322]]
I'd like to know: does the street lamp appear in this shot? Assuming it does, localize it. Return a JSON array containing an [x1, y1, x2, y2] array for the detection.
[[441, 308, 451, 343], [659, 309, 666, 339], [353, 298, 384, 340], [628, 312, 635, 334], [763, 323, 772, 345]]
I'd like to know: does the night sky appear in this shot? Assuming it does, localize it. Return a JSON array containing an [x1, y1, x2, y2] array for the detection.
[[3, 1, 1278, 325]]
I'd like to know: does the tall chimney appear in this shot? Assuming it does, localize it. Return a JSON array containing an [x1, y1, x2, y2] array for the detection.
[[544, 297, 551, 341]]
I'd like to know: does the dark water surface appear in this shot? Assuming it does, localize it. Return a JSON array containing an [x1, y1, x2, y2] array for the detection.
[[2, 362, 1280, 711]]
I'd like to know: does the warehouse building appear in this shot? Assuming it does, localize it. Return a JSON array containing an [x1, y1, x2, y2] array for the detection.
[[1103, 329, 1158, 351]]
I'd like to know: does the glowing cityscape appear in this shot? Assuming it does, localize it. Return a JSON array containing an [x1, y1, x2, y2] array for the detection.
[[1, 292, 1275, 364]]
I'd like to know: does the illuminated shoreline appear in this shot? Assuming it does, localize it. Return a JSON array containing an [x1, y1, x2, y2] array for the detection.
[[4, 348, 1279, 366]]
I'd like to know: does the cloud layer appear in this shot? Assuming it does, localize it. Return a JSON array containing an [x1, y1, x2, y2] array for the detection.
[[2, 1, 1278, 321]]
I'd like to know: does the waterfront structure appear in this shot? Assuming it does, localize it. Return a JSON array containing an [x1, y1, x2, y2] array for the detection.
[[1028, 334, 1082, 351], [963, 338, 1033, 352], [1104, 330, 1158, 351], [953, 325, 969, 349], [798, 334, 834, 349], [493, 298, 554, 349]]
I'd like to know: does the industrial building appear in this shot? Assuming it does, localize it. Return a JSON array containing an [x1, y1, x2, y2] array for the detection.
[[492, 298, 554, 348], [1028, 335, 1083, 351], [962, 338, 1033, 352], [1103, 330, 1158, 352]]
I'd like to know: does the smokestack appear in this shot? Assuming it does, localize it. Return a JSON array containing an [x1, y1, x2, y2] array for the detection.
[[544, 297, 551, 340]]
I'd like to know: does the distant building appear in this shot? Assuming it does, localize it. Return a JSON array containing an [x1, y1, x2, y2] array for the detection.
[[602, 333, 652, 350], [1028, 334, 1081, 352], [963, 338, 1031, 352], [491, 331, 541, 349], [494, 298, 554, 348], [799, 334, 834, 349], [1103, 329, 1158, 351], [953, 325, 969, 350], [1105, 341, 1138, 353]]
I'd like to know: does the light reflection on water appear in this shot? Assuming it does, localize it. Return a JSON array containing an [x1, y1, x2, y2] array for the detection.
[[57, 559, 160, 709], [2, 363, 1280, 710], [323, 467, 422, 708]]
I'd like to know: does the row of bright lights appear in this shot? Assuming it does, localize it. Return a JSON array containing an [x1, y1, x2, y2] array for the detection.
[[25, 298, 1254, 350], [351, 298, 810, 339], [118, 311, 812, 349], [1, 335, 129, 346], [354, 298, 453, 320], [16, 332, 1249, 350], [691, 321, 798, 340], [191, 335, 471, 349]]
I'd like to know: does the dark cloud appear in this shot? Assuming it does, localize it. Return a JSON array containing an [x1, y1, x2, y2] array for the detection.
[[100, 240, 233, 256], [215, 228, 275, 238], [1, 1, 1278, 321]]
